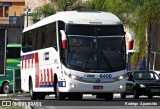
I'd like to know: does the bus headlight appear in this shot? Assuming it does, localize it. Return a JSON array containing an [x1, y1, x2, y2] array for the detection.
[[119, 84, 123, 89], [70, 75, 77, 79], [140, 84, 146, 88], [118, 75, 124, 80], [69, 74, 79, 80], [70, 84, 76, 88]]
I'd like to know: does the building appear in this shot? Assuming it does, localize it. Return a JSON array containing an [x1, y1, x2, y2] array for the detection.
[[25, 0, 48, 9], [24, 0, 49, 27], [0, 0, 25, 44], [0, 0, 25, 17]]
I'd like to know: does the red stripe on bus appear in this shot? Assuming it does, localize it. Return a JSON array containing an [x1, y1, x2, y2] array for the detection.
[[32, 54, 34, 68], [50, 68, 54, 83], [25, 56, 26, 69], [44, 69, 46, 84], [35, 52, 40, 87], [40, 69, 43, 84], [28, 55, 30, 68], [47, 69, 50, 83], [22, 56, 24, 69]]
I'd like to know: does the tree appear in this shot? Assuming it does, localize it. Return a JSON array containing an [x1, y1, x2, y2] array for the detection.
[[31, 0, 87, 23], [52, 0, 87, 11], [31, 3, 56, 23], [130, 0, 160, 70], [88, 0, 160, 70]]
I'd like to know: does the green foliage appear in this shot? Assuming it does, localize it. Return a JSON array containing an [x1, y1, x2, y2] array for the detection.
[[87, 0, 106, 11], [31, 3, 56, 23], [31, 0, 88, 23], [52, 0, 86, 11], [88, 0, 160, 65]]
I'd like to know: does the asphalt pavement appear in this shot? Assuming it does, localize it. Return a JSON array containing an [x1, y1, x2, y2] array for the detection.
[[1, 93, 160, 109]]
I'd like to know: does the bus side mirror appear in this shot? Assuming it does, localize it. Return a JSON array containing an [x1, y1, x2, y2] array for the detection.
[[60, 30, 67, 49]]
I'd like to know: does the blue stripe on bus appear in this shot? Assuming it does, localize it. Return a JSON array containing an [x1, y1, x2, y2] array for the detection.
[[39, 81, 66, 88], [21, 53, 34, 60]]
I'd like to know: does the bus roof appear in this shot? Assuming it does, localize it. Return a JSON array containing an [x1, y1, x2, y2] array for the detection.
[[23, 11, 122, 33], [7, 44, 21, 47]]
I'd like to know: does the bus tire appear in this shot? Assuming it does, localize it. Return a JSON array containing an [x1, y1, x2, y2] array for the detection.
[[29, 79, 37, 100], [120, 93, 126, 99], [55, 82, 66, 100], [104, 93, 113, 101], [148, 95, 153, 99], [2, 82, 10, 94], [37, 94, 46, 100], [68, 93, 83, 100], [133, 89, 139, 99]]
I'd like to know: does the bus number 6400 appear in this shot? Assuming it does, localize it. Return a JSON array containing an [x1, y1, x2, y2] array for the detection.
[[100, 74, 112, 79]]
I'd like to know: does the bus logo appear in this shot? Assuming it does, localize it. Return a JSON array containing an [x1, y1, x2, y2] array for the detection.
[[96, 79, 101, 83], [44, 52, 49, 60]]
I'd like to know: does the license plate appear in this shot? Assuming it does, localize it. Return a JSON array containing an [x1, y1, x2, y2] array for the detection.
[[93, 86, 103, 90], [151, 89, 160, 92]]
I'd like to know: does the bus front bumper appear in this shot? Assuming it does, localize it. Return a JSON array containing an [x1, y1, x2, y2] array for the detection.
[[58, 78, 126, 93]]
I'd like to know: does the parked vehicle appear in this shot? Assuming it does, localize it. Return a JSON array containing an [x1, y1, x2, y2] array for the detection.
[[0, 44, 21, 94], [121, 70, 160, 99]]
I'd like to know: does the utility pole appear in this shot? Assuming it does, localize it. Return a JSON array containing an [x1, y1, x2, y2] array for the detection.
[[26, 6, 29, 27], [146, 26, 151, 71]]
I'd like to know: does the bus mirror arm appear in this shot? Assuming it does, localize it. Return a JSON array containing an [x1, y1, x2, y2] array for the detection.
[[60, 30, 67, 49]]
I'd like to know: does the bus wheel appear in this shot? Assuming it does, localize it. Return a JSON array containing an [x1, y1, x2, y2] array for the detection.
[[68, 93, 83, 100], [29, 80, 37, 100], [55, 83, 66, 100], [120, 93, 126, 99], [104, 93, 113, 101], [37, 94, 46, 100], [133, 89, 139, 99], [2, 82, 10, 94], [148, 95, 153, 99]]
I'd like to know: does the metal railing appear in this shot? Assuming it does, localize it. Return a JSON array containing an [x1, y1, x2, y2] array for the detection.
[[6, 68, 21, 93], [150, 51, 160, 70]]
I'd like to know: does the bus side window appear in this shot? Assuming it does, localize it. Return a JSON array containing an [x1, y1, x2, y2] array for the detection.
[[42, 27, 46, 48], [26, 31, 33, 52], [49, 23, 57, 50], [22, 33, 27, 53], [31, 29, 37, 51], [37, 27, 43, 50]]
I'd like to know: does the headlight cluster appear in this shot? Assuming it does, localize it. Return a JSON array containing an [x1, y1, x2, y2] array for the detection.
[[119, 75, 124, 80], [63, 70, 80, 80], [68, 74, 80, 80], [139, 84, 146, 88], [114, 75, 125, 80]]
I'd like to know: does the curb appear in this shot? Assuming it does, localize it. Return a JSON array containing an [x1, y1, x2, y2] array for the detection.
[[0, 93, 120, 97], [0, 93, 30, 97]]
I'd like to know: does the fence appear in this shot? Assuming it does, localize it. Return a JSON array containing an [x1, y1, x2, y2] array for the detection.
[[150, 51, 160, 71], [6, 68, 21, 93]]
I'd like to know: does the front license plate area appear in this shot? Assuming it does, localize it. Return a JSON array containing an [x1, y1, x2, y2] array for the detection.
[[93, 86, 103, 90], [151, 89, 160, 92]]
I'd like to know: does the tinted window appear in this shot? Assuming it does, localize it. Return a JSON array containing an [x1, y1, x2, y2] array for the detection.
[[7, 47, 20, 58], [67, 24, 125, 36]]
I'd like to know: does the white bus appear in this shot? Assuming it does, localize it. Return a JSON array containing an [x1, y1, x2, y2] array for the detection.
[[21, 11, 126, 100]]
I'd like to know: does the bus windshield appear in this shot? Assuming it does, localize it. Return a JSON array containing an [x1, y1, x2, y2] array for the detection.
[[67, 25, 126, 73]]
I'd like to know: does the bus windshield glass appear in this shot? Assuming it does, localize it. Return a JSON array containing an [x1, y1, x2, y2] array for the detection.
[[67, 25, 126, 73]]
